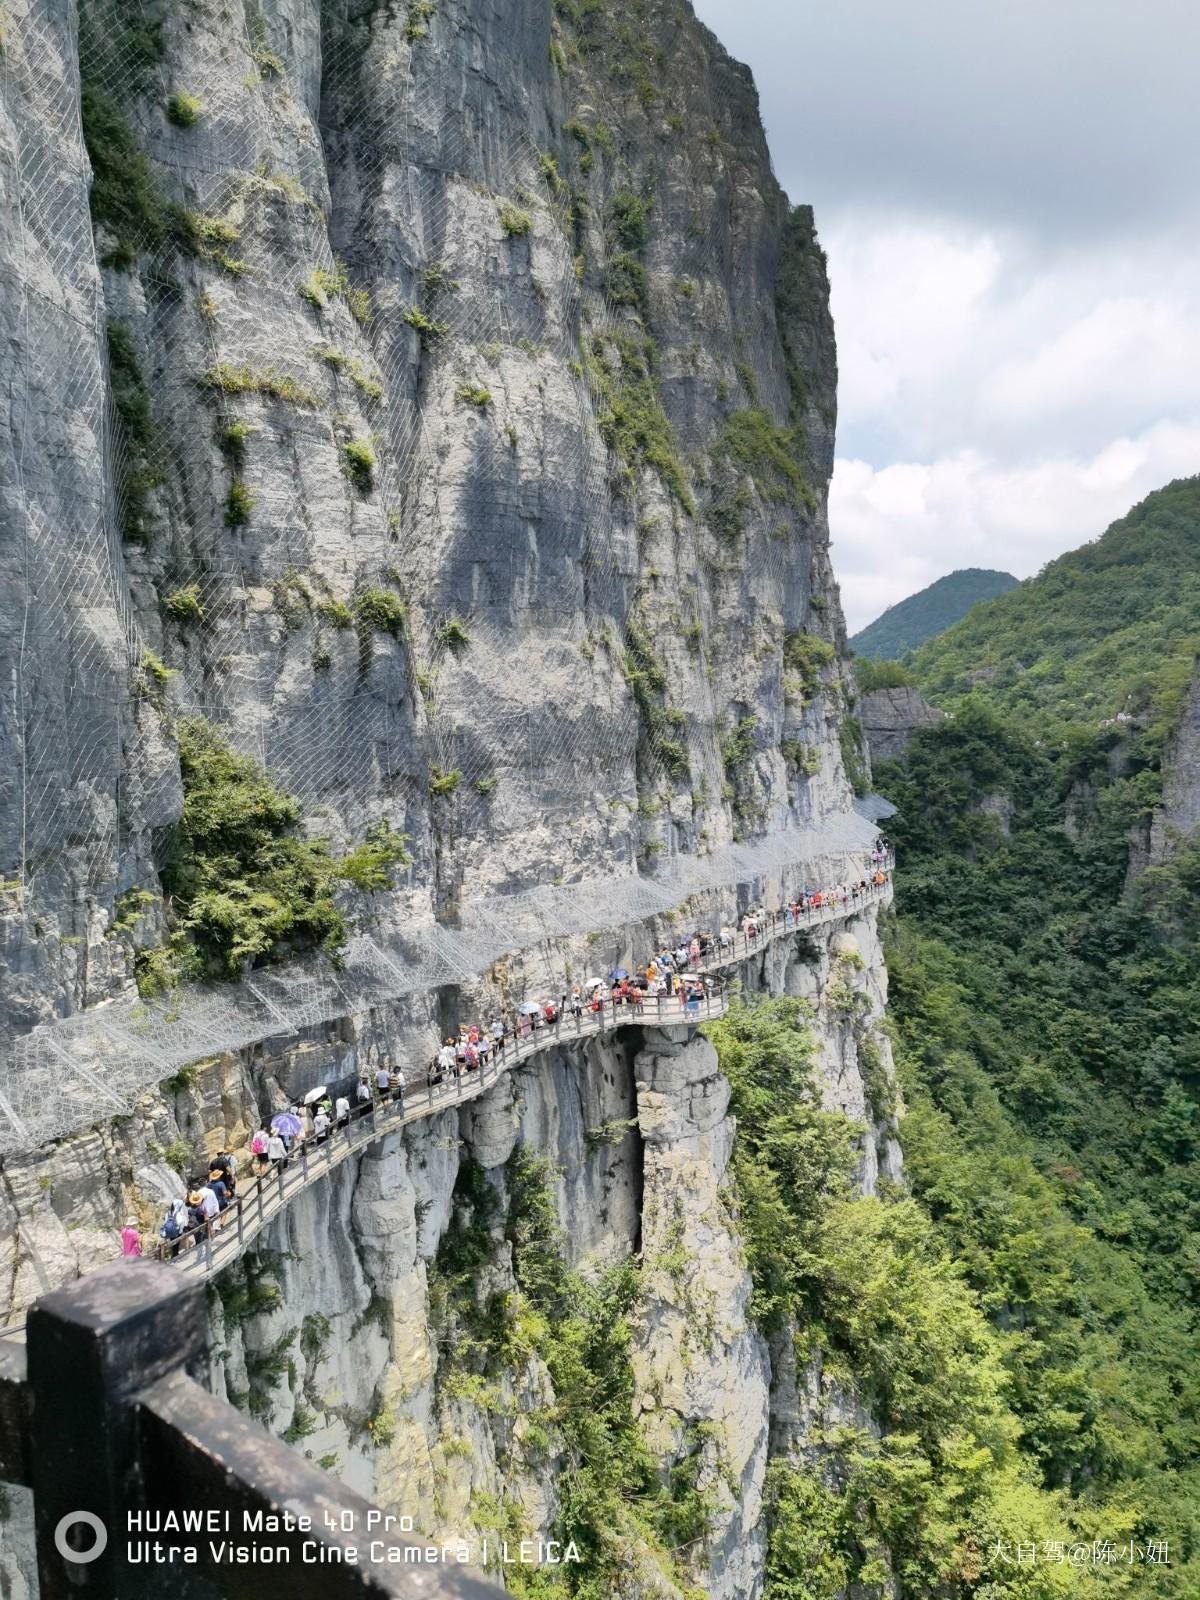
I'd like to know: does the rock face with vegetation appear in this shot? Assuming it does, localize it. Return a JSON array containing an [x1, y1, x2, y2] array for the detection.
[[13, 0, 1196, 1592], [857, 681, 945, 766], [204, 922, 899, 1600], [0, 0, 863, 1060]]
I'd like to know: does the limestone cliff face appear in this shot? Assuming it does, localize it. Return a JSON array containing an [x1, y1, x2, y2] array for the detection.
[[1127, 664, 1200, 875], [859, 685, 945, 768], [0, 0, 872, 1274], [0, 0, 850, 1067]]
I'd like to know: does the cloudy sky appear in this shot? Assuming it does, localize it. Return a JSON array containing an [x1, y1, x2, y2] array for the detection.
[[691, 0, 1200, 631]]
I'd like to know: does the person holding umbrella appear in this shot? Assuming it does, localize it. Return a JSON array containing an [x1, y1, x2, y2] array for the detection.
[[270, 1110, 302, 1163]]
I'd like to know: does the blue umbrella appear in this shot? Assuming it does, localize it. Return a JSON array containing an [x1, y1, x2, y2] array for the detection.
[[271, 1112, 302, 1137], [609, 967, 629, 982]]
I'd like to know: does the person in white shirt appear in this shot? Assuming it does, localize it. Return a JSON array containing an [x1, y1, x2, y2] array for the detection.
[[267, 1132, 287, 1167], [356, 1079, 371, 1105], [334, 1095, 350, 1124], [437, 1042, 456, 1075], [376, 1064, 391, 1094], [313, 1109, 331, 1141]]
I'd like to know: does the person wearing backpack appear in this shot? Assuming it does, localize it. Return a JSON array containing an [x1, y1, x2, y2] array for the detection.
[[159, 1197, 187, 1258], [251, 1127, 269, 1175]]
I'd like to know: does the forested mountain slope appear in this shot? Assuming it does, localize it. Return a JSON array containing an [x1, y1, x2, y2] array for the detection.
[[850, 567, 1018, 660], [909, 478, 1200, 754]]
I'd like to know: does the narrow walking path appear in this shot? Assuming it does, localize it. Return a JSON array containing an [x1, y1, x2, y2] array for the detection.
[[171, 984, 731, 1280], [0, 872, 892, 1330]]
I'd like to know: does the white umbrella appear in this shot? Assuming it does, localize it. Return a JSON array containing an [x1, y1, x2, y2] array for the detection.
[[583, 976, 605, 989], [302, 1085, 328, 1105], [517, 1002, 542, 1016]]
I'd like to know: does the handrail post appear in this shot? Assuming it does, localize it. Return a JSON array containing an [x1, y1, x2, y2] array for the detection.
[[27, 1261, 209, 1597], [236, 1197, 244, 1250]]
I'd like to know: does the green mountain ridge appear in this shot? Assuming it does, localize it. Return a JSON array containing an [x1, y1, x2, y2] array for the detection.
[[909, 476, 1200, 759], [850, 567, 1019, 660]]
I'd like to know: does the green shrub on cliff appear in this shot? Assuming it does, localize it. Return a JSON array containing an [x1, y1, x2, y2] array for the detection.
[[586, 332, 695, 515], [337, 821, 410, 892], [143, 721, 408, 986], [106, 320, 163, 542], [160, 719, 344, 976], [80, 81, 167, 268], [165, 90, 202, 127]]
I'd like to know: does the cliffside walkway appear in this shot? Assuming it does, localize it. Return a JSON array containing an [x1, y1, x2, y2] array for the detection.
[[0, 872, 892, 1332], [169, 984, 730, 1282], [165, 871, 891, 1282]]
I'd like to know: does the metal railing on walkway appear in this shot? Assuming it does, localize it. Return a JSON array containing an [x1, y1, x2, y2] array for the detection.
[[167, 983, 730, 1279], [0, 879, 893, 1594], [163, 870, 890, 1280]]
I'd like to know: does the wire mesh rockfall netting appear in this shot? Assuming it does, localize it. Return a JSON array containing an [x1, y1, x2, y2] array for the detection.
[[1, 0, 867, 1153], [1, 810, 881, 1151]]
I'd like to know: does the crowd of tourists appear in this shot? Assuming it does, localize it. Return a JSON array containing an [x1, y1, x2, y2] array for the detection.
[[146, 850, 891, 1256]]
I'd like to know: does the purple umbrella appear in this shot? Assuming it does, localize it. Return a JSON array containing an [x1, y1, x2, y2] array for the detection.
[[271, 1112, 302, 1137]]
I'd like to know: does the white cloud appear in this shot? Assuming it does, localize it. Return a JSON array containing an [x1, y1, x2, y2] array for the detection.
[[825, 215, 1200, 464], [687, 1, 1200, 637], [833, 419, 1200, 632], [822, 213, 1200, 633], [829, 222, 1004, 442], [986, 292, 1200, 431]]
